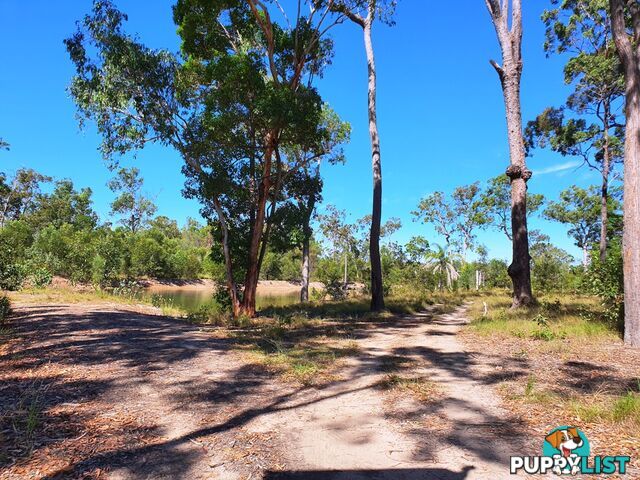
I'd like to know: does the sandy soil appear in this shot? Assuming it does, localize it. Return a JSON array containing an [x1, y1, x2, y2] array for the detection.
[[2, 302, 546, 479], [248, 306, 537, 479]]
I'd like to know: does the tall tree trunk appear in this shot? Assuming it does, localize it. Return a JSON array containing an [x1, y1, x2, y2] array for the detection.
[[301, 235, 311, 302], [363, 21, 385, 312], [300, 197, 315, 303], [212, 197, 241, 317], [599, 112, 611, 263], [486, 0, 534, 308], [241, 140, 274, 317], [582, 244, 590, 269], [343, 252, 348, 289], [332, 2, 385, 311], [610, 0, 640, 347]]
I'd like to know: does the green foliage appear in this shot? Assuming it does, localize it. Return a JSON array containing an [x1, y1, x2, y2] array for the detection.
[[530, 230, 578, 293], [108, 167, 157, 233], [544, 186, 610, 253], [0, 295, 11, 323], [26, 180, 97, 231], [584, 240, 624, 331], [0, 168, 51, 227], [28, 268, 53, 288], [413, 183, 489, 256], [66, 0, 345, 310], [0, 165, 219, 288], [0, 263, 26, 291], [316, 257, 347, 300], [484, 259, 511, 289], [480, 174, 545, 240], [528, 0, 625, 250], [186, 300, 230, 326]]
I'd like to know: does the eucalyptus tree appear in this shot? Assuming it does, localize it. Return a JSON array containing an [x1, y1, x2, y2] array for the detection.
[[0, 169, 51, 228], [66, 0, 342, 317], [318, 205, 357, 288], [108, 167, 157, 234], [609, 0, 640, 346], [485, 0, 535, 307], [329, 0, 398, 311], [268, 107, 350, 301], [413, 183, 489, 261], [412, 192, 455, 251], [481, 174, 545, 240], [544, 186, 604, 267], [526, 0, 625, 262], [450, 183, 490, 261]]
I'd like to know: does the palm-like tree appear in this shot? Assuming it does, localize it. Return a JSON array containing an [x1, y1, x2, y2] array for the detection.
[[426, 244, 460, 290]]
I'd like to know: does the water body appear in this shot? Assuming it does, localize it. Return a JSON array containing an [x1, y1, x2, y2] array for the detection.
[[144, 287, 300, 312]]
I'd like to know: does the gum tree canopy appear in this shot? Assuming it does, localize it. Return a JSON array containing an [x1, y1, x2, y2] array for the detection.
[[66, 0, 344, 317]]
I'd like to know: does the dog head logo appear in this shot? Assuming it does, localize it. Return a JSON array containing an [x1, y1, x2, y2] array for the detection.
[[545, 427, 584, 457], [543, 426, 590, 475]]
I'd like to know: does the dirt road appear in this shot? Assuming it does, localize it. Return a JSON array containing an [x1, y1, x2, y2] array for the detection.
[[1, 302, 534, 479]]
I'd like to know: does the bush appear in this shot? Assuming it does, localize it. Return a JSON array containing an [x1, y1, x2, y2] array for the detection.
[[316, 258, 346, 300], [0, 263, 26, 291], [0, 295, 11, 323], [585, 241, 624, 332], [324, 279, 347, 301], [29, 267, 53, 288], [111, 279, 142, 298], [186, 301, 231, 326]]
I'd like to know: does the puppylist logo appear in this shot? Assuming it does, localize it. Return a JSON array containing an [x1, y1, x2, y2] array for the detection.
[[510, 426, 631, 475]]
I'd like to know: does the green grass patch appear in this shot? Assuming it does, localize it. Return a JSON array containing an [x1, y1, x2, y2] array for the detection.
[[468, 291, 619, 341], [570, 392, 640, 426]]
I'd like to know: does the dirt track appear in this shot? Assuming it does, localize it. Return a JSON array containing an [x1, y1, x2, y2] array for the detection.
[[1, 302, 538, 479]]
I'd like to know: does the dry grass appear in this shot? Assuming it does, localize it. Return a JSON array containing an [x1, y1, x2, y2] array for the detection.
[[7, 286, 186, 317], [461, 291, 640, 462], [377, 374, 440, 402]]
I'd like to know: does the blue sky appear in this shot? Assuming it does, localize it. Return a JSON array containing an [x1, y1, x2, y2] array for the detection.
[[0, 1, 608, 261]]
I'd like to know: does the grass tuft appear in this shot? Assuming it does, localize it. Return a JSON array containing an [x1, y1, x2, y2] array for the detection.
[[377, 374, 440, 402]]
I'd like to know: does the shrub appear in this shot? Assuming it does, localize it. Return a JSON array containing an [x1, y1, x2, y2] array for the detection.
[[0, 263, 26, 291], [29, 267, 53, 288], [324, 279, 347, 301], [0, 295, 11, 323], [585, 241, 624, 332], [316, 259, 346, 300], [186, 301, 231, 326], [111, 279, 142, 298]]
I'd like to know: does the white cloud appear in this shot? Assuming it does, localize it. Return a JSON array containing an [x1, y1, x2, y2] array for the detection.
[[533, 160, 582, 176]]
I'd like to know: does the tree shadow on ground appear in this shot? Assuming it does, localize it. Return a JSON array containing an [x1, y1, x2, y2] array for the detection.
[[560, 360, 640, 395], [2, 303, 533, 478], [263, 466, 476, 480], [3, 305, 238, 372]]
